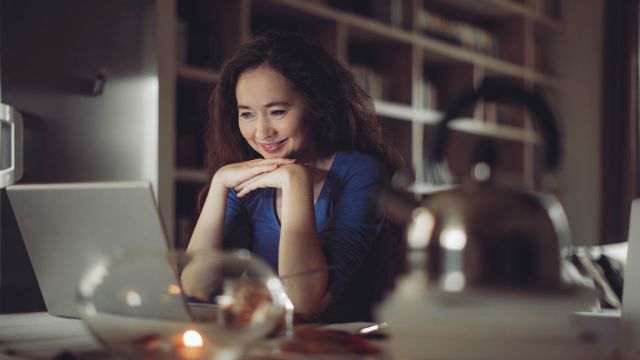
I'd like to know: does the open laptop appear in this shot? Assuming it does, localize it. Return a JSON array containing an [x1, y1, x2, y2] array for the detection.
[[620, 198, 640, 359], [6, 181, 184, 319]]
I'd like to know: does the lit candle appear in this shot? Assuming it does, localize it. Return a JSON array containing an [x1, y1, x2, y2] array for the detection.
[[176, 329, 205, 360]]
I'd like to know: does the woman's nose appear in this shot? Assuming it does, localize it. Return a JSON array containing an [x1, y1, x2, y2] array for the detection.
[[255, 116, 275, 139]]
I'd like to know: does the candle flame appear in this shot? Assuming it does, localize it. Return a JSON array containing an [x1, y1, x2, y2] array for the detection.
[[182, 330, 203, 348]]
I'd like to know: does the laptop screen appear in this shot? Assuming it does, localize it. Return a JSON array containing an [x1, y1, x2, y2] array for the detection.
[[7, 181, 171, 318], [621, 198, 640, 359]]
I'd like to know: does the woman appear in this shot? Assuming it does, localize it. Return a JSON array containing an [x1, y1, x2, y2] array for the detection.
[[187, 31, 402, 323]]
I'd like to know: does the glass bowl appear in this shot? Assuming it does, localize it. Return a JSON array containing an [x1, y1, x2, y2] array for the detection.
[[77, 249, 292, 360]]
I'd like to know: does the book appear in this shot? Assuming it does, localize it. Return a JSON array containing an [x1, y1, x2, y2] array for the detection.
[[416, 8, 500, 58]]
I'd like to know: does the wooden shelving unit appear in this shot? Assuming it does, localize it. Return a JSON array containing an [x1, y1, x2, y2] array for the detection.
[[168, 0, 564, 247], [177, 66, 221, 83], [175, 167, 210, 183]]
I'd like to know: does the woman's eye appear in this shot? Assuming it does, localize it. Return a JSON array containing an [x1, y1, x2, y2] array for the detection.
[[240, 112, 254, 120], [270, 110, 286, 117]]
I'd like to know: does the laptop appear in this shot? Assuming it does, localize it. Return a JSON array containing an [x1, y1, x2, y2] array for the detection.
[[6, 181, 183, 319], [620, 198, 640, 359]]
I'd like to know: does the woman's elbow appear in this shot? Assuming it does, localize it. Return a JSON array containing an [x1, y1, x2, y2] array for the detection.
[[289, 289, 332, 317]]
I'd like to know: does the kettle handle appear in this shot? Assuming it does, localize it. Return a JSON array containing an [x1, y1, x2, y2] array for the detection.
[[430, 77, 561, 172]]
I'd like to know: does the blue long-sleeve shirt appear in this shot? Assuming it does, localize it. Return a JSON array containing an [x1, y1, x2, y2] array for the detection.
[[222, 151, 394, 322]]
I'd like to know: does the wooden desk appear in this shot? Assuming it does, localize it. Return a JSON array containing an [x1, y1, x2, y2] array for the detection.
[[1, 312, 611, 359], [0, 312, 106, 359], [0, 313, 388, 359]]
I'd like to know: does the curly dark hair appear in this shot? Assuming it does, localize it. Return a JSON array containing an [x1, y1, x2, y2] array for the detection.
[[199, 31, 402, 207]]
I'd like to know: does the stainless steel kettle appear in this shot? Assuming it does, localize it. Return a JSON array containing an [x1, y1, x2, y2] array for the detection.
[[377, 79, 600, 359], [419, 77, 574, 292]]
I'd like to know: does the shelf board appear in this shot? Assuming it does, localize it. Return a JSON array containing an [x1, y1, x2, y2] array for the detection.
[[176, 168, 210, 183], [177, 66, 221, 83], [373, 100, 542, 143], [424, 0, 563, 32], [416, 37, 563, 89], [373, 100, 440, 124], [408, 182, 458, 195], [447, 118, 542, 144], [263, 0, 563, 90], [535, 14, 563, 32]]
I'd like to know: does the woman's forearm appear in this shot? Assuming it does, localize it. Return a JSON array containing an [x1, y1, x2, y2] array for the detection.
[[182, 177, 229, 299], [187, 176, 229, 253], [278, 169, 330, 315]]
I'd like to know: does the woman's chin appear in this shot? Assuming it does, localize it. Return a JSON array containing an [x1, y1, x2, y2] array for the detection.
[[262, 151, 295, 160], [262, 154, 286, 160]]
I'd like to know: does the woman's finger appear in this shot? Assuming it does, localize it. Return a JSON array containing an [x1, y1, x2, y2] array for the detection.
[[246, 158, 295, 166], [236, 163, 278, 184], [234, 175, 258, 192], [220, 159, 292, 189], [235, 164, 281, 191], [236, 175, 266, 198], [220, 163, 275, 189]]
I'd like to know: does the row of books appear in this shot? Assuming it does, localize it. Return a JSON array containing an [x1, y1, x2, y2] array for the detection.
[[351, 63, 440, 110], [176, 86, 207, 167], [327, 0, 408, 28], [350, 64, 386, 100], [537, 0, 562, 19], [368, 0, 407, 29], [177, 19, 224, 69], [177, 132, 205, 168], [310, 0, 561, 27], [416, 8, 500, 58]]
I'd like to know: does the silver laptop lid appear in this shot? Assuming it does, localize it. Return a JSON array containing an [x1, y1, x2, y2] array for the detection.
[[6, 181, 171, 318], [621, 198, 640, 359]]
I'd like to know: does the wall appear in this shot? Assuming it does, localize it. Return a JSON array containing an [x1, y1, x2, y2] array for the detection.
[[554, 0, 604, 246], [0, 0, 162, 312]]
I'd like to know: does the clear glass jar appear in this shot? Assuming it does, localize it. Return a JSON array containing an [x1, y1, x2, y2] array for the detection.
[[77, 249, 292, 360]]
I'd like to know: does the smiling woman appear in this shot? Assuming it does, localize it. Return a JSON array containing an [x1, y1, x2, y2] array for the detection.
[[186, 31, 403, 323]]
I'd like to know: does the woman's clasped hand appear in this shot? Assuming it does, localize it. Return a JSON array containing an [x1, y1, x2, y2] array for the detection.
[[214, 158, 298, 198]]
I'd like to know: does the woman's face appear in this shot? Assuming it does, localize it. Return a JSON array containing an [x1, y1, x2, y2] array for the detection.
[[235, 65, 316, 160]]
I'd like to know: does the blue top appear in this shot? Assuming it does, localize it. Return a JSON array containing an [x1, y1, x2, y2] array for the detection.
[[222, 151, 395, 322]]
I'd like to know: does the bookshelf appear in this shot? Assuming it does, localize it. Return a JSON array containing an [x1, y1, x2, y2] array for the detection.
[[168, 0, 564, 247], [176, 66, 221, 83]]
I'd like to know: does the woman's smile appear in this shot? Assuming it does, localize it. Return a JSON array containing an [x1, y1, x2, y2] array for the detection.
[[260, 139, 289, 154]]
